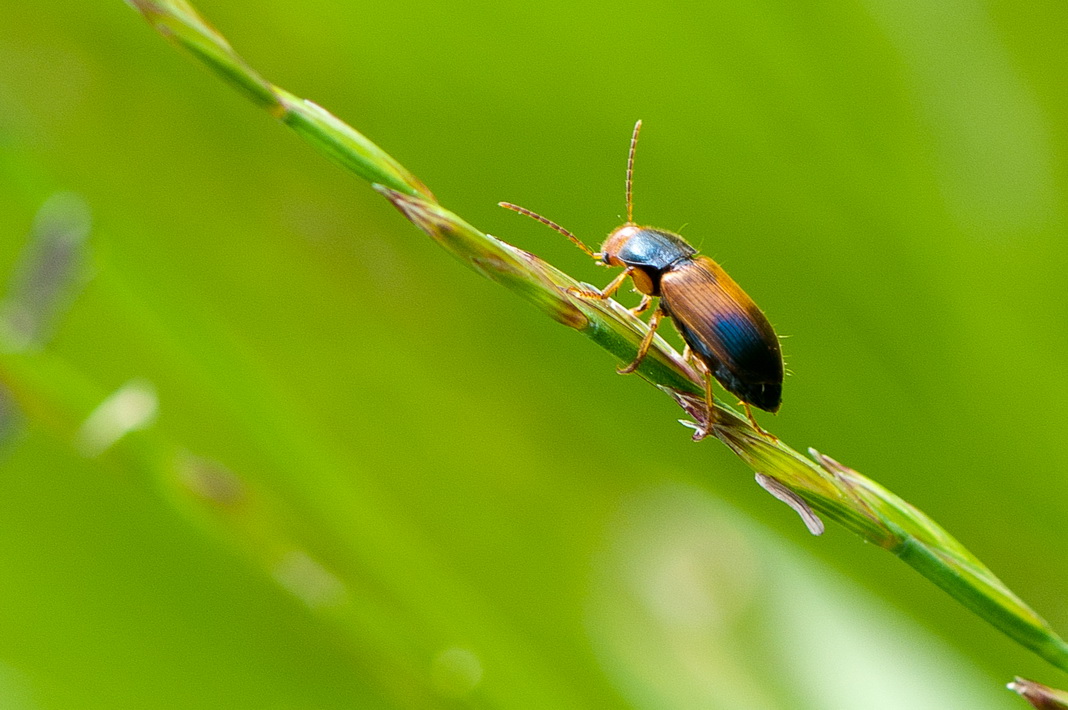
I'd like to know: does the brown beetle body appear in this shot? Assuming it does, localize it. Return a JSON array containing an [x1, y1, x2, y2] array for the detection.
[[502, 121, 783, 434], [599, 223, 782, 414]]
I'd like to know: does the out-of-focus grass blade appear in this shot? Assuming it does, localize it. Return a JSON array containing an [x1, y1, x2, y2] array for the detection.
[[0, 192, 89, 351], [0, 338, 586, 708]]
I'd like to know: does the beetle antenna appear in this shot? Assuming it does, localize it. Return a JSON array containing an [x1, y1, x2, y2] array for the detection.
[[499, 202, 598, 258], [626, 119, 642, 224]]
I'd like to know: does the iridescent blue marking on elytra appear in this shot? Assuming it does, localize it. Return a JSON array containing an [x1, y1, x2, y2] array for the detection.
[[672, 306, 782, 412], [712, 312, 766, 359]]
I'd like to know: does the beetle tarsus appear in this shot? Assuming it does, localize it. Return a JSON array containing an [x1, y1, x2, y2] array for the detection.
[[617, 307, 664, 374], [566, 267, 634, 302], [630, 295, 653, 316], [699, 370, 717, 437], [566, 286, 605, 300], [743, 401, 777, 441]]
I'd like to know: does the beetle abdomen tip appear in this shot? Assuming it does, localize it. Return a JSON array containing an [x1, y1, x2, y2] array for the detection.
[[740, 381, 782, 413], [716, 375, 780, 413]]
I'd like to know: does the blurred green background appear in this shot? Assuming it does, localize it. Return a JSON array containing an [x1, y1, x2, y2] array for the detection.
[[1, 1, 1067, 708]]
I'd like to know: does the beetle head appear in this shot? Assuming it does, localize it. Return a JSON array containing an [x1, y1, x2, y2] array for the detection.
[[598, 224, 641, 268]]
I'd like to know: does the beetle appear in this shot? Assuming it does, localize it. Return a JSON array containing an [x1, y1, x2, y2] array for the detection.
[[500, 120, 783, 437]]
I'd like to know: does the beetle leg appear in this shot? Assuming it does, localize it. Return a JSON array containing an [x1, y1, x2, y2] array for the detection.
[[567, 268, 633, 300], [630, 294, 653, 316], [684, 346, 709, 375], [617, 307, 665, 374], [743, 401, 777, 441], [567, 286, 605, 299], [703, 370, 717, 434]]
